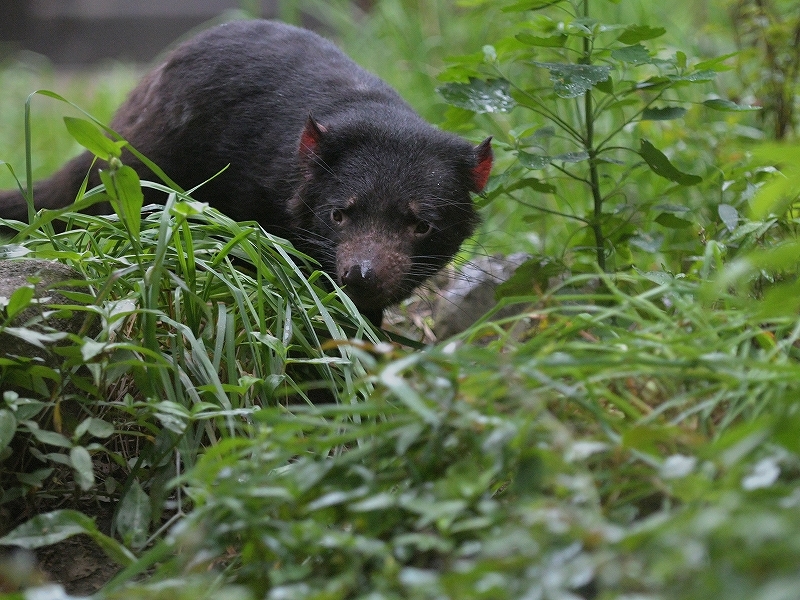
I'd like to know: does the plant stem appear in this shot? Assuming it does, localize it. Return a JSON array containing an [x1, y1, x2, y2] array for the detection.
[[581, 0, 606, 271]]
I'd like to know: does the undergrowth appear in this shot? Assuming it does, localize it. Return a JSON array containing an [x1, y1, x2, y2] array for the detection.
[[2, 1, 800, 599]]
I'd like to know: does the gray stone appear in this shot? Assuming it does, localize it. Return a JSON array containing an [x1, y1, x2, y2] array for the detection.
[[0, 259, 96, 364], [433, 253, 530, 339]]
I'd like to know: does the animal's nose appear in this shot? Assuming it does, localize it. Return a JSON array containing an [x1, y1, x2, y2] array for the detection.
[[341, 260, 377, 289]]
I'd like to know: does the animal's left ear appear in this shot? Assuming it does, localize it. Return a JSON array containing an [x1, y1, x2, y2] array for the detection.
[[470, 137, 493, 193], [298, 115, 327, 163]]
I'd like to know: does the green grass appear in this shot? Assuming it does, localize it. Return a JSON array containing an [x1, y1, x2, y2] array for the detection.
[[3, 1, 800, 598]]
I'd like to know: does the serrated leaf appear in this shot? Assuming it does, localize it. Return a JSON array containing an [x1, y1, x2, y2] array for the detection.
[[0, 409, 16, 453], [534, 62, 612, 98], [703, 98, 761, 112], [642, 106, 687, 121], [69, 446, 95, 491], [718, 204, 739, 231], [618, 25, 666, 44], [437, 78, 515, 113], [611, 44, 652, 64], [640, 139, 702, 185], [115, 479, 151, 549], [655, 213, 693, 228], [63, 117, 121, 160], [6, 285, 34, 320]]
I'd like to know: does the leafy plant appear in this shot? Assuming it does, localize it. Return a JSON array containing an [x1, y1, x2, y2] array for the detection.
[[0, 100, 380, 545], [731, 0, 800, 139], [438, 0, 758, 274]]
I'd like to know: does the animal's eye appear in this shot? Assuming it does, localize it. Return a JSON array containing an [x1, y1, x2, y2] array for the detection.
[[413, 220, 433, 237], [331, 208, 345, 224]]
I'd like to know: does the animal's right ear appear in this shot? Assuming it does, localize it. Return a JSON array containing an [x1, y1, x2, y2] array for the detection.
[[470, 137, 493, 193], [299, 115, 327, 163]]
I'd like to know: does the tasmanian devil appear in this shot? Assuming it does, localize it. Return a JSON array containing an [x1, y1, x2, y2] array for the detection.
[[0, 19, 492, 325]]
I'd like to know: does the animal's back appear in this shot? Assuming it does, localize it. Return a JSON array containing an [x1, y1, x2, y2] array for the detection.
[[0, 20, 416, 231]]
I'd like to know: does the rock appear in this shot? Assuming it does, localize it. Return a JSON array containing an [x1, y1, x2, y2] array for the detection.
[[433, 253, 531, 339], [0, 259, 97, 365]]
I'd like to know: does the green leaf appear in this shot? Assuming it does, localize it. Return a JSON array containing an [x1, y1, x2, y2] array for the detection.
[[25, 423, 72, 448], [595, 77, 613, 94], [99, 164, 144, 239], [69, 446, 95, 491], [516, 32, 567, 47], [694, 52, 738, 71], [703, 98, 761, 112], [611, 44, 652, 64], [437, 79, 516, 113], [518, 152, 551, 170], [116, 479, 152, 549], [534, 62, 612, 98], [6, 285, 34, 320], [668, 70, 717, 83], [655, 213, 693, 229], [642, 106, 687, 121], [63, 117, 122, 159], [2, 327, 67, 348], [80, 417, 115, 439], [718, 204, 739, 232], [0, 510, 135, 566], [0, 409, 16, 454], [618, 25, 666, 44], [501, 0, 565, 11], [639, 139, 702, 185], [552, 151, 589, 163]]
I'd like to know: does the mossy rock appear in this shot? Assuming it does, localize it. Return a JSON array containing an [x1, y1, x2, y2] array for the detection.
[[0, 259, 98, 365]]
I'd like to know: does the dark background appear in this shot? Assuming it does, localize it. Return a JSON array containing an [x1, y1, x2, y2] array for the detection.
[[0, 0, 280, 66]]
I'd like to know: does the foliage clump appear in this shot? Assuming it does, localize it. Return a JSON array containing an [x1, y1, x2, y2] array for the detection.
[[3, 1, 800, 599]]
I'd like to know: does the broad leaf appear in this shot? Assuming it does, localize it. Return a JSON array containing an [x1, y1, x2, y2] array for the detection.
[[116, 479, 152, 549], [6, 285, 34, 319], [534, 62, 612, 98], [718, 204, 739, 232], [502, 0, 565, 12], [0, 510, 135, 566], [516, 32, 567, 47], [703, 98, 761, 112], [63, 117, 121, 160], [437, 78, 516, 113], [0, 409, 16, 454], [99, 164, 144, 239], [611, 44, 652, 64], [518, 152, 551, 170], [655, 213, 693, 228], [69, 446, 95, 491], [642, 106, 687, 121], [552, 151, 589, 163], [640, 139, 702, 185], [618, 24, 666, 44], [668, 70, 717, 83]]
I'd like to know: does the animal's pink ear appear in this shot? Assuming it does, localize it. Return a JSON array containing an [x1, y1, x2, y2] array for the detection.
[[299, 115, 327, 162], [471, 137, 493, 192]]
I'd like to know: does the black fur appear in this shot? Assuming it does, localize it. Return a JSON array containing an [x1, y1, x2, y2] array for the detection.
[[0, 20, 492, 324]]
